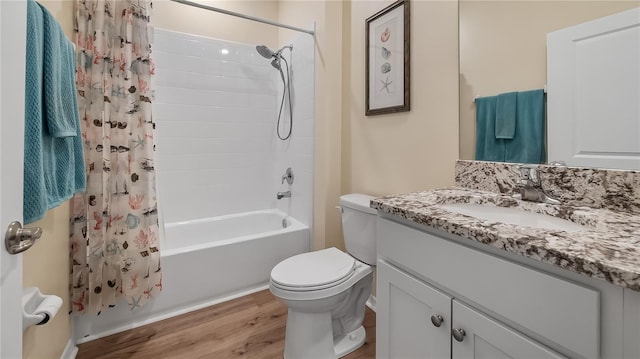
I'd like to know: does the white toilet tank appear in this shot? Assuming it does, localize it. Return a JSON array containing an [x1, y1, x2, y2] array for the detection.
[[340, 194, 377, 265]]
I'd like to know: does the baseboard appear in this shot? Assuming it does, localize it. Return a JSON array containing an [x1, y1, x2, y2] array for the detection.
[[76, 284, 270, 344], [60, 338, 78, 359], [366, 294, 376, 312]]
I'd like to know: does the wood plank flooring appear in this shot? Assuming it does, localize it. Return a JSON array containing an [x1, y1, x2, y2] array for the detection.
[[77, 290, 376, 359]]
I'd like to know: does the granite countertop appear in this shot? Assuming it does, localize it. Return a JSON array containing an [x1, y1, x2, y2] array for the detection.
[[371, 187, 640, 291]]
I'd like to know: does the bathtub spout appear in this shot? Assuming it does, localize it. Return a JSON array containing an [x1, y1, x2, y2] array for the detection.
[[277, 191, 291, 200]]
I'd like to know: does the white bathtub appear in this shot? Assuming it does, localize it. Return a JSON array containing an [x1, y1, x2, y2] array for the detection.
[[74, 209, 310, 342], [163, 209, 304, 253]]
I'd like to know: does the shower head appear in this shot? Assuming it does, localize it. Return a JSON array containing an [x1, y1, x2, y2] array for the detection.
[[256, 44, 293, 60], [256, 45, 276, 59], [257, 44, 293, 71]]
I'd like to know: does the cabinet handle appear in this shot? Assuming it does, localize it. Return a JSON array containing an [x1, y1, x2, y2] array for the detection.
[[430, 314, 444, 327], [452, 328, 466, 342]]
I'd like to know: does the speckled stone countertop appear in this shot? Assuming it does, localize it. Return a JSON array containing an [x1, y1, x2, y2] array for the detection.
[[371, 186, 640, 291]]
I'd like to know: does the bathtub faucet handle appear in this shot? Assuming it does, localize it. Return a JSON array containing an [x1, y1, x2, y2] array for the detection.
[[281, 167, 294, 185]]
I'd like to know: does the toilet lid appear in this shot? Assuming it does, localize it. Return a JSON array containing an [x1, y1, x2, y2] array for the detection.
[[271, 247, 356, 289]]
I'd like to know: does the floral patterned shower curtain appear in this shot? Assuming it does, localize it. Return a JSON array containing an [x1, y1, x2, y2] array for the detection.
[[70, 0, 161, 314]]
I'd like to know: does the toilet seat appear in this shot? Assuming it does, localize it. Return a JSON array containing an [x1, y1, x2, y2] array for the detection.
[[271, 248, 356, 292], [270, 258, 373, 302]]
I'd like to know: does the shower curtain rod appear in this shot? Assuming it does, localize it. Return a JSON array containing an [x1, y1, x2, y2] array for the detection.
[[169, 0, 315, 36]]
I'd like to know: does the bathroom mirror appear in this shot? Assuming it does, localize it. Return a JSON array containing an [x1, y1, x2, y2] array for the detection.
[[458, 1, 640, 169]]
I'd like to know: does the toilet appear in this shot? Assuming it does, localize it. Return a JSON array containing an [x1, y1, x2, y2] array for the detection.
[[270, 194, 377, 359]]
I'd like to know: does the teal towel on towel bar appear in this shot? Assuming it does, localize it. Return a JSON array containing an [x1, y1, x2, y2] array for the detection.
[[475, 96, 506, 162], [23, 0, 86, 224], [505, 89, 546, 164], [42, 4, 79, 137], [495, 92, 517, 139]]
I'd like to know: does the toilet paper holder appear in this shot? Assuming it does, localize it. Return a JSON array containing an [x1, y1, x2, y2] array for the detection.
[[23, 287, 62, 331]]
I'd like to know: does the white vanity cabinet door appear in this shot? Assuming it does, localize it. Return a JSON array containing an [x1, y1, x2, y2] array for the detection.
[[377, 260, 451, 359], [451, 300, 566, 359]]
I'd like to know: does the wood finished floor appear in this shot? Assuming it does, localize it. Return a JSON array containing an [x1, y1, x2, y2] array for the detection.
[[77, 290, 376, 359]]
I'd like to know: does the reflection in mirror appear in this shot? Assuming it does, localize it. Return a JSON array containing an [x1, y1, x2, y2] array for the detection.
[[459, 1, 640, 168]]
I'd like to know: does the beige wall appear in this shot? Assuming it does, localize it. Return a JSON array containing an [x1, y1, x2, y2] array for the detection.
[[459, 1, 640, 160], [153, 0, 279, 47], [22, 3, 75, 359], [346, 0, 459, 196], [23, 203, 72, 359]]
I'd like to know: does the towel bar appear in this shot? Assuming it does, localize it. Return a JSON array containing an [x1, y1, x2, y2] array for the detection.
[[473, 85, 547, 103]]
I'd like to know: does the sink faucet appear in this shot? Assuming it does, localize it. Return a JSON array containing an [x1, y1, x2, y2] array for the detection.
[[277, 191, 291, 200], [513, 165, 561, 205]]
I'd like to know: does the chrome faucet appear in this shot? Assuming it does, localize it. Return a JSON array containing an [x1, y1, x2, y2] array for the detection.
[[277, 191, 291, 200], [513, 165, 561, 205]]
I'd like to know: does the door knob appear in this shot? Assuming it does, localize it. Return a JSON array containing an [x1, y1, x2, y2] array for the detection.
[[430, 314, 444, 327], [452, 328, 466, 342], [5, 221, 42, 254]]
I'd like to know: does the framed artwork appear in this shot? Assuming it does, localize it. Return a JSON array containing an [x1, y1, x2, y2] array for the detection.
[[365, 0, 410, 116]]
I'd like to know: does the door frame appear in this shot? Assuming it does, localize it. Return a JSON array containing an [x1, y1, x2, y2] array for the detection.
[[0, 0, 27, 358]]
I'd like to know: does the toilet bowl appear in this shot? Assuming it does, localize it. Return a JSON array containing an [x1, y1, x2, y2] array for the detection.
[[270, 194, 377, 359]]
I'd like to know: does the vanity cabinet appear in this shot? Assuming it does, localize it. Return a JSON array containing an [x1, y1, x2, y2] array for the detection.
[[375, 216, 640, 359], [377, 261, 564, 359]]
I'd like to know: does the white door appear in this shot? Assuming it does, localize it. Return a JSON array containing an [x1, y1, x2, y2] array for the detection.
[[547, 7, 640, 170], [451, 300, 566, 359], [376, 261, 451, 359], [0, 0, 27, 358]]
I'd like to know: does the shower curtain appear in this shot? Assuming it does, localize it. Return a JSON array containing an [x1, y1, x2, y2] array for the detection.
[[70, 0, 162, 314]]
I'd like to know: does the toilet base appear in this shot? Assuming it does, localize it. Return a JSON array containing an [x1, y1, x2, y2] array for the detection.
[[334, 325, 366, 358], [283, 309, 367, 359], [284, 309, 334, 359]]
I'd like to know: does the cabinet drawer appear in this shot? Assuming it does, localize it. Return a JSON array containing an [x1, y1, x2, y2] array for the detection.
[[378, 217, 599, 358]]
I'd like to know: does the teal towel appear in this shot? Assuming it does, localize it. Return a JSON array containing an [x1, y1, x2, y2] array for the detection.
[[42, 6, 78, 137], [23, 0, 86, 224], [495, 92, 517, 139], [505, 89, 546, 164], [475, 96, 506, 162]]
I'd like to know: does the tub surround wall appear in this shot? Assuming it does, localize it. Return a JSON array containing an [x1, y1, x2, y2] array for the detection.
[[154, 29, 278, 223], [154, 29, 314, 228], [272, 33, 315, 228], [277, 1, 346, 252], [455, 160, 640, 214]]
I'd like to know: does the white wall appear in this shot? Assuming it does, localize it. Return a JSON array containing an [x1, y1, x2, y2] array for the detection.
[[154, 28, 315, 228], [154, 29, 278, 223], [272, 33, 315, 228]]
